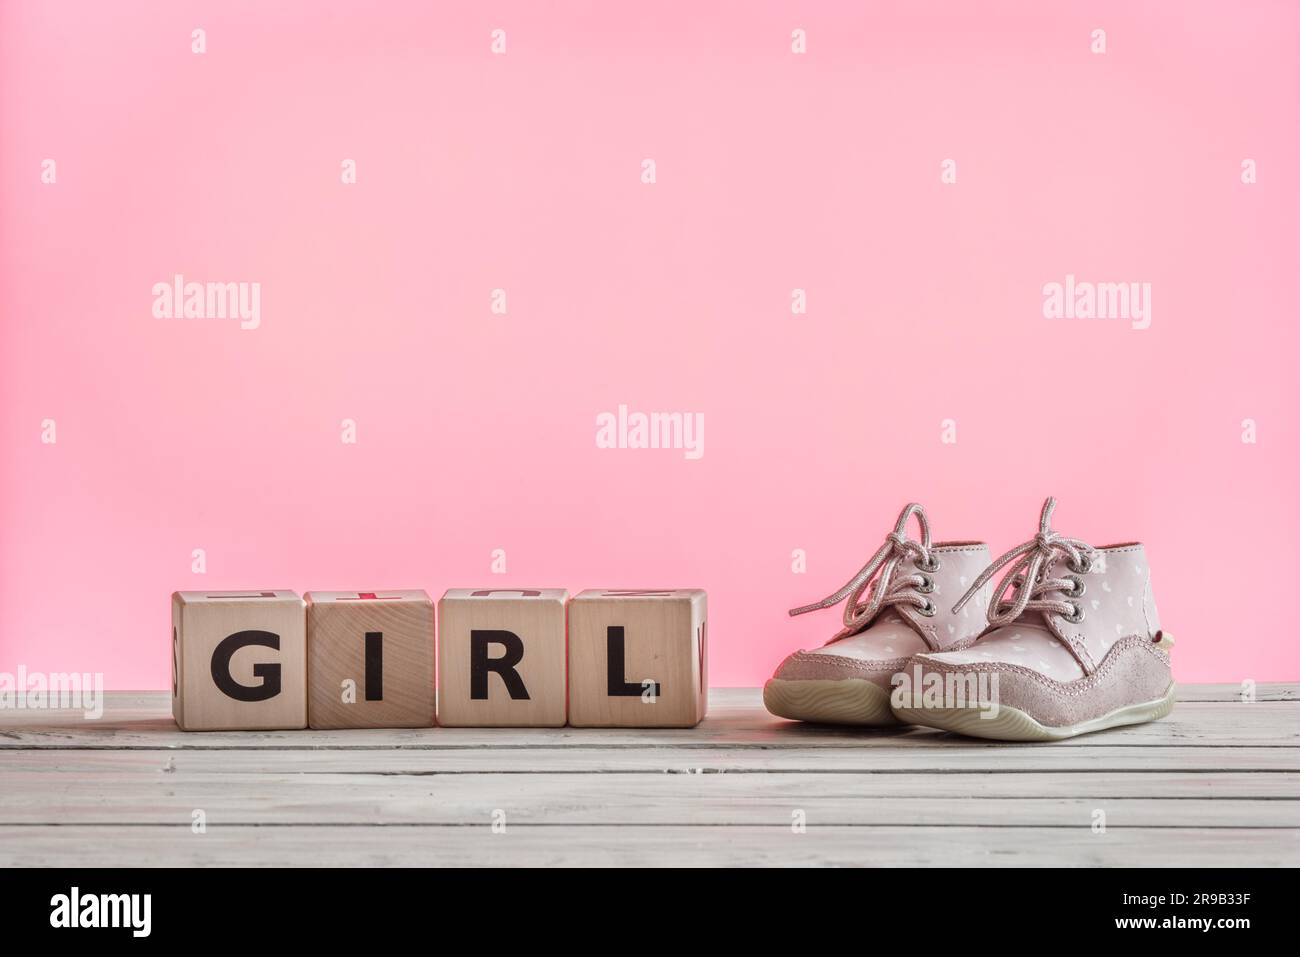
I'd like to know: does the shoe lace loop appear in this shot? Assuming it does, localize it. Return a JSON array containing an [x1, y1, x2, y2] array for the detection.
[[788, 503, 937, 638], [952, 497, 1098, 628]]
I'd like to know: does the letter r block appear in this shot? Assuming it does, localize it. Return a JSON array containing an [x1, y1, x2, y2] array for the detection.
[[171, 590, 306, 731], [437, 588, 569, 727], [568, 589, 708, 728]]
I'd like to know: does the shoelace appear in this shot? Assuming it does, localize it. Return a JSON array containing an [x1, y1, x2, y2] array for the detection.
[[789, 503, 939, 639], [952, 497, 1098, 628]]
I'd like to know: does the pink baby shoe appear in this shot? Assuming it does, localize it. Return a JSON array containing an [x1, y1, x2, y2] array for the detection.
[[893, 497, 1174, 740], [764, 503, 991, 725]]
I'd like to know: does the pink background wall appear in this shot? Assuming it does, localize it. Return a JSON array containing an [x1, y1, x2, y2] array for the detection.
[[2, 1, 1297, 689]]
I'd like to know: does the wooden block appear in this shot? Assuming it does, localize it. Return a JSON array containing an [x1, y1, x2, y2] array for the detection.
[[171, 590, 306, 731], [437, 588, 568, 727], [567, 589, 707, 728], [306, 590, 435, 729]]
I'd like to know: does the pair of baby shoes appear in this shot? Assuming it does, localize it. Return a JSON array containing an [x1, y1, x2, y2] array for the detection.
[[763, 498, 1175, 741]]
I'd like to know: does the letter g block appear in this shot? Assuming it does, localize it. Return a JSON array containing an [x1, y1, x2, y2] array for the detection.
[[437, 588, 569, 727], [171, 590, 307, 730]]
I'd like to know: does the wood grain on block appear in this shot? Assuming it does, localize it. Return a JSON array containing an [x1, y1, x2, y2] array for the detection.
[[567, 589, 707, 728], [171, 590, 306, 731], [306, 590, 435, 730], [437, 588, 569, 727]]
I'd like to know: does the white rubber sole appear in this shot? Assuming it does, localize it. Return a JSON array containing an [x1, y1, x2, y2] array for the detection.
[[763, 677, 899, 726], [891, 682, 1177, 741]]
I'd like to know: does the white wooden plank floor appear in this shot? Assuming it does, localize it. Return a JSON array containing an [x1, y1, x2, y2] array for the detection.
[[1, 685, 1297, 866]]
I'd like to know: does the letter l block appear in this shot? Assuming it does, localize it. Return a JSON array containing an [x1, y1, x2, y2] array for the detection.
[[568, 589, 708, 728]]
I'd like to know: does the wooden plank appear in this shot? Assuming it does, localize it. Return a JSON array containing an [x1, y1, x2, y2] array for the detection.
[[3, 746, 1299, 774], [1, 824, 1295, 867], [2, 698, 1296, 749], [2, 681, 1289, 717], [6, 751, 1300, 798], [1, 770, 1296, 827], [1171, 683, 1296, 703]]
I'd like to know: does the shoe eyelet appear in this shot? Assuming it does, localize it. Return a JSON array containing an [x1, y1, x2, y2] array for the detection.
[[1062, 602, 1085, 624], [1066, 575, 1086, 598], [1068, 555, 1093, 575], [916, 554, 941, 573], [917, 599, 937, 618], [916, 573, 935, 594]]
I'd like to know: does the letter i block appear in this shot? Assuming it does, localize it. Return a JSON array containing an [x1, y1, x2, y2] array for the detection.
[[171, 590, 307, 731], [437, 588, 568, 727], [306, 590, 435, 729], [568, 589, 708, 728]]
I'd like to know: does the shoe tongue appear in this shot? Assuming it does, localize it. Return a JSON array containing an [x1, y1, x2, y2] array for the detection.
[[994, 612, 1068, 655], [1017, 611, 1053, 630], [882, 608, 934, 644], [831, 609, 918, 644]]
